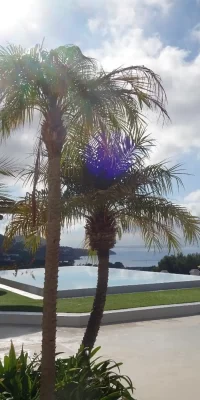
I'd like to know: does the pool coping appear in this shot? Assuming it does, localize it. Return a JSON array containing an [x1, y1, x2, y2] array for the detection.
[[0, 283, 43, 299], [1, 276, 200, 298], [0, 302, 200, 327]]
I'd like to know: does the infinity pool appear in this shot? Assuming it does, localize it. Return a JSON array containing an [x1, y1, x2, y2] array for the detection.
[[0, 266, 200, 290]]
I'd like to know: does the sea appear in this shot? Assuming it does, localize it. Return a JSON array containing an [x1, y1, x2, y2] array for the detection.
[[75, 245, 200, 269]]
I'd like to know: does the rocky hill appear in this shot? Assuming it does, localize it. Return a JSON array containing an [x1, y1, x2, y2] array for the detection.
[[0, 234, 115, 268]]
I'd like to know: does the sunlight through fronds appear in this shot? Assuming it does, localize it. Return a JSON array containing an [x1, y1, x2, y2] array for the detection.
[[0, 43, 168, 140], [5, 129, 200, 253]]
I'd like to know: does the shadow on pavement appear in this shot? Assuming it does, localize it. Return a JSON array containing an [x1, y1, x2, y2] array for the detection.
[[0, 325, 42, 340], [0, 305, 42, 312]]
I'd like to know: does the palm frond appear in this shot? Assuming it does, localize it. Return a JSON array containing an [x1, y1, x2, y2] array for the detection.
[[114, 161, 185, 199], [3, 191, 48, 250], [0, 45, 44, 137], [61, 54, 168, 135], [18, 158, 48, 188], [3, 188, 83, 252], [0, 156, 16, 177], [119, 195, 200, 251], [0, 156, 16, 214], [91, 64, 169, 124], [141, 162, 185, 196]]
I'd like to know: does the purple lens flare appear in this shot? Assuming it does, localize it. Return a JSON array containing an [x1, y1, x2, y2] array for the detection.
[[84, 132, 135, 182]]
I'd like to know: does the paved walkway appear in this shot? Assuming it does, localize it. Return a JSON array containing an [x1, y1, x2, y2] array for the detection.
[[0, 316, 199, 400]]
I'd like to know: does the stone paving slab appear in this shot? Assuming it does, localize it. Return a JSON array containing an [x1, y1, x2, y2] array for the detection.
[[0, 316, 199, 400]]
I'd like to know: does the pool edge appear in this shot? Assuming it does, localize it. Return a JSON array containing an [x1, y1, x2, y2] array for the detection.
[[1, 276, 200, 298]]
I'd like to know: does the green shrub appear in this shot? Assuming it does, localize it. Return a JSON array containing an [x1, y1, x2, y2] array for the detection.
[[0, 342, 40, 400], [55, 346, 135, 400], [0, 344, 135, 400], [157, 252, 200, 275]]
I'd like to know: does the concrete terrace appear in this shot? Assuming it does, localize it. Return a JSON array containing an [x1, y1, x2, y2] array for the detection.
[[0, 316, 199, 400]]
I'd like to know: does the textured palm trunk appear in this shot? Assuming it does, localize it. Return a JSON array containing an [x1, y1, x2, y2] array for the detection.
[[40, 151, 61, 400], [82, 248, 109, 350]]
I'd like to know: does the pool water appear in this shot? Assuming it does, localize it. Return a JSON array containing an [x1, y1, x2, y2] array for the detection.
[[0, 266, 200, 290]]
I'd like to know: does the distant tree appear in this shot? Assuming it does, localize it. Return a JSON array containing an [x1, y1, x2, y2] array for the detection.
[[158, 252, 200, 274], [112, 262, 125, 269]]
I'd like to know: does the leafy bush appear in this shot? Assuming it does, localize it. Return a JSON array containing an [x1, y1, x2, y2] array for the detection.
[[0, 342, 40, 400], [55, 346, 135, 400], [158, 252, 200, 275], [0, 344, 135, 400]]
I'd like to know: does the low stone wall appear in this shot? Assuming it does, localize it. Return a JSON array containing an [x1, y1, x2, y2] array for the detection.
[[57, 279, 200, 298], [0, 302, 200, 327]]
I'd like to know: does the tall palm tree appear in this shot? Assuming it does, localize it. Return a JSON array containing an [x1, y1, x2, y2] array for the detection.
[[0, 43, 168, 399], [5, 127, 200, 352]]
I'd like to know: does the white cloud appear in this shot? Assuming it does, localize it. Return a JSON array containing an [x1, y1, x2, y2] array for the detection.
[[75, 0, 200, 248], [88, 18, 102, 33], [0, 0, 35, 33], [0, 114, 40, 190], [60, 222, 85, 247], [0, 0, 40, 47], [0, 216, 11, 236], [191, 23, 200, 42], [184, 190, 200, 216], [145, 0, 173, 13], [80, 0, 173, 15], [76, 0, 173, 40], [1, 130, 35, 166], [86, 22, 200, 164], [185, 190, 200, 203]]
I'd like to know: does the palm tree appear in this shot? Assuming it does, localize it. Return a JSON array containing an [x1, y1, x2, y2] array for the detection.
[[61, 129, 200, 350], [5, 127, 200, 352], [0, 43, 168, 399]]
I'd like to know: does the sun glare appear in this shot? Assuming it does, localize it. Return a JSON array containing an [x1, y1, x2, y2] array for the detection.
[[0, 0, 34, 32]]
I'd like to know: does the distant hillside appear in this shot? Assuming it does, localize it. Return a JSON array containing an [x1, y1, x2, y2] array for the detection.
[[0, 234, 115, 268]]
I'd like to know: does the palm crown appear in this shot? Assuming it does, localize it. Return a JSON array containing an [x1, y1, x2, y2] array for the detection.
[[0, 44, 168, 140], [5, 126, 200, 252], [61, 128, 200, 252]]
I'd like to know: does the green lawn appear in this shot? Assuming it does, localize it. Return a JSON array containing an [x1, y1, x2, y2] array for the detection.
[[0, 288, 200, 313]]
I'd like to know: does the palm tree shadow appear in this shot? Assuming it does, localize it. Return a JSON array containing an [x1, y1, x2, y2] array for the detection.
[[0, 290, 7, 296], [0, 303, 43, 339], [0, 322, 42, 340], [0, 305, 43, 312]]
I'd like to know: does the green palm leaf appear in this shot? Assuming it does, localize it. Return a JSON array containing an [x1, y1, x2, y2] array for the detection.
[[0, 157, 15, 215], [4, 128, 200, 253]]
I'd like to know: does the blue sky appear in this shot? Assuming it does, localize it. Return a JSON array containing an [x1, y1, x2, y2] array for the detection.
[[1, 0, 200, 248], [149, 0, 200, 54]]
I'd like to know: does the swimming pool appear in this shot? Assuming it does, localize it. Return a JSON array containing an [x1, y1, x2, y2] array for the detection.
[[0, 266, 200, 290]]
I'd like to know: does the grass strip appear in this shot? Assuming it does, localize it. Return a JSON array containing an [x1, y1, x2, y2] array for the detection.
[[0, 288, 200, 313]]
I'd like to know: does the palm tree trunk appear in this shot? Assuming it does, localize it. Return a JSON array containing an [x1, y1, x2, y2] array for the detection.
[[40, 152, 61, 400], [82, 248, 109, 350]]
